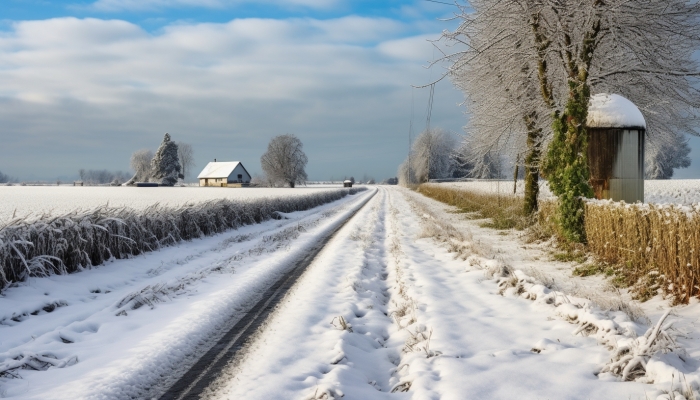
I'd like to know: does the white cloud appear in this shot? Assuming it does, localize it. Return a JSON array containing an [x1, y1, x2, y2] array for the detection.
[[88, 0, 340, 12], [0, 16, 465, 181]]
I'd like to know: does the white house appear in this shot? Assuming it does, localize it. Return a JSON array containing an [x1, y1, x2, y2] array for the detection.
[[197, 161, 252, 187]]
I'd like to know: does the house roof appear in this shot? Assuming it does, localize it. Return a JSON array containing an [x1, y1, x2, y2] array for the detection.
[[197, 162, 250, 179]]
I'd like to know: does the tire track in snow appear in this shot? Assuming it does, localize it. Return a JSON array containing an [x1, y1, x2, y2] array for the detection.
[[197, 188, 456, 399], [0, 190, 374, 399], [157, 189, 378, 399]]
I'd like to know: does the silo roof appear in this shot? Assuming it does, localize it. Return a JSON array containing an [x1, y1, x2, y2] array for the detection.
[[587, 93, 646, 129]]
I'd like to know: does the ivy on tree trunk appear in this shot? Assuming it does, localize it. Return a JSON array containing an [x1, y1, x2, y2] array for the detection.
[[543, 81, 594, 242]]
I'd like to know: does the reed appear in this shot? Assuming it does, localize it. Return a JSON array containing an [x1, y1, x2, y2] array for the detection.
[[0, 188, 365, 291], [584, 201, 700, 303]]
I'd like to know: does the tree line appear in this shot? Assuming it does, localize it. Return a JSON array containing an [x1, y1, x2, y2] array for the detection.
[[125, 133, 195, 186]]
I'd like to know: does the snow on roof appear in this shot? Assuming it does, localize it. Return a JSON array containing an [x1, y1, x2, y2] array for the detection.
[[587, 93, 646, 129], [197, 162, 245, 179]]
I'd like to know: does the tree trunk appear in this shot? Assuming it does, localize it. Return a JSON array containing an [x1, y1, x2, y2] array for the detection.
[[513, 156, 519, 195], [290, 181, 295, 188], [523, 125, 540, 216]]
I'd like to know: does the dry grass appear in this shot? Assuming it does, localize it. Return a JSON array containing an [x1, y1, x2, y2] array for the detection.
[[415, 184, 700, 304], [585, 201, 700, 303], [416, 184, 528, 230]]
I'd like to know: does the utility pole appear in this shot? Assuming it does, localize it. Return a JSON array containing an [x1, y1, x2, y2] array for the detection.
[[425, 83, 435, 182]]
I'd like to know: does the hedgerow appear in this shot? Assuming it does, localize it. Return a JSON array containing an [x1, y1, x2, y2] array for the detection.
[[0, 188, 365, 291]]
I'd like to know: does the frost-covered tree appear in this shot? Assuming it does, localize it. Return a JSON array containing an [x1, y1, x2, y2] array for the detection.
[[260, 134, 308, 188], [0, 170, 15, 184], [398, 128, 458, 185], [125, 149, 154, 185], [151, 133, 182, 186], [412, 129, 458, 183], [176, 142, 195, 180], [397, 159, 413, 186], [444, 0, 700, 240], [646, 133, 692, 179]]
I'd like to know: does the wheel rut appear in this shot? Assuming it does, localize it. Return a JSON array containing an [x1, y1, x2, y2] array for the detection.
[[157, 189, 377, 400]]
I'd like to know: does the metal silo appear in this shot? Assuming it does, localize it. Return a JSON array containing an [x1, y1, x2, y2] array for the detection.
[[586, 94, 646, 203]]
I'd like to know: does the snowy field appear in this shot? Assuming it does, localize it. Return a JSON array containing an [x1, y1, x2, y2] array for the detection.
[[1, 186, 697, 399], [435, 179, 700, 205], [0, 185, 352, 222]]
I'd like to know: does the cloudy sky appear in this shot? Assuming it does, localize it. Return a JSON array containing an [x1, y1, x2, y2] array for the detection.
[[1, 0, 469, 182]]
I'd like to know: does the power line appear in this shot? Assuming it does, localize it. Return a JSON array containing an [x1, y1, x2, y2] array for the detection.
[[425, 83, 435, 131], [408, 88, 415, 184], [423, 0, 454, 5]]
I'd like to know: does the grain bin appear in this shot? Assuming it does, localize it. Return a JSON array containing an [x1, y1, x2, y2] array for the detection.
[[586, 93, 646, 203]]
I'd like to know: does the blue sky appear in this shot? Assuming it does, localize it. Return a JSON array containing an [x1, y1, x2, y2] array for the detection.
[[4, 0, 450, 30], [0, 0, 469, 182], [2, 0, 699, 181]]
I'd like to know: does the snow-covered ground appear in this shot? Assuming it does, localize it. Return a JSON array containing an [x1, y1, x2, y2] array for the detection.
[[0, 186, 351, 222], [0, 189, 373, 398], [1, 186, 698, 399], [204, 187, 685, 399], [435, 179, 700, 205]]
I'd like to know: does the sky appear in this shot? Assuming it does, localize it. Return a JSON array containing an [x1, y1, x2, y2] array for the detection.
[[3, 1, 700, 183], [0, 0, 468, 182]]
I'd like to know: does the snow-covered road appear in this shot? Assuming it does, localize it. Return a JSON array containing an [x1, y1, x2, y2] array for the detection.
[[200, 187, 653, 399], [1, 187, 691, 399]]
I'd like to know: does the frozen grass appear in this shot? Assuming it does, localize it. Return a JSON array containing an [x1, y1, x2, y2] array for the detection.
[[0, 186, 349, 222], [417, 184, 529, 230], [0, 188, 365, 291]]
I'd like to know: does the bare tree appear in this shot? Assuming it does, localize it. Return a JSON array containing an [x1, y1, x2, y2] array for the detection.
[[414, 128, 458, 183], [397, 159, 413, 186], [444, 0, 700, 237], [260, 134, 308, 188], [398, 128, 458, 185], [646, 133, 692, 179], [176, 142, 195, 180], [125, 149, 154, 185]]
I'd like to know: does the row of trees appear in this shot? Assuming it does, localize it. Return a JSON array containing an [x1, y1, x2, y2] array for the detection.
[[78, 169, 130, 185], [398, 128, 502, 185], [0, 170, 17, 184], [441, 0, 700, 241], [126, 134, 195, 186]]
